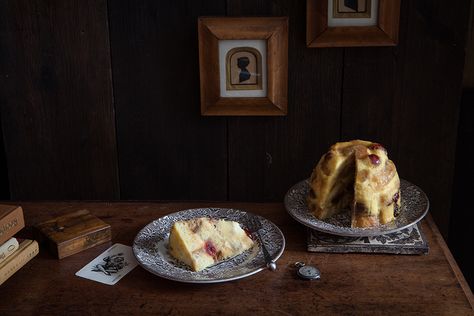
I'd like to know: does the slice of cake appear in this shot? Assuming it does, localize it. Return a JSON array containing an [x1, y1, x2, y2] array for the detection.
[[168, 217, 254, 271], [352, 144, 401, 227], [308, 140, 371, 219]]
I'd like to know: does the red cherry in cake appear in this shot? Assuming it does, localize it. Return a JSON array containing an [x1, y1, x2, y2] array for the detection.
[[368, 154, 380, 165], [368, 154, 381, 165], [244, 228, 253, 240], [392, 192, 399, 203], [204, 240, 217, 258]]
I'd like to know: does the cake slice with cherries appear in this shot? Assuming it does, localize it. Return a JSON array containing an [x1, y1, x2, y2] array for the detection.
[[168, 217, 254, 271]]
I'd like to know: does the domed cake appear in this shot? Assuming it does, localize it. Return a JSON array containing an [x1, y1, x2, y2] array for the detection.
[[307, 140, 401, 228]]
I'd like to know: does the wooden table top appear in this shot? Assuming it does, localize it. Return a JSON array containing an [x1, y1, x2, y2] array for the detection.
[[0, 202, 473, 315]]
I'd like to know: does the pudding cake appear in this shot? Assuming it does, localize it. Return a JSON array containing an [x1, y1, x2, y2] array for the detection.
[[168, 217, 254, 271], [307, 140, 401, 228]]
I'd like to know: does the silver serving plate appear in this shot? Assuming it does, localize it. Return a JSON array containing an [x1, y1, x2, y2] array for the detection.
[[284, 179, 429, 237], [133, 208, 285, 283]]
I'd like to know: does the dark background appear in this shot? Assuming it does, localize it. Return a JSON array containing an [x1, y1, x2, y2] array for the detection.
[[0, 0, 473, 287]]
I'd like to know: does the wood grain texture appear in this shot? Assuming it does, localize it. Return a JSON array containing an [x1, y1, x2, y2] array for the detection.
[[266, 18, 288, 113], [0, 202, 472, 315], [391, 0, 470, 238], [0, 239, 39, 286], [34, 209, 111, 259], [427, 215, 474, 310], [0, 0, 119, 199], [463, 0, 474, 88], [0, 115, 9, 199], [0, 205, 24, 245], [206, 99, 286, 116], [226, 0, 342, 201], [340, 46, 400, 147], [449, 90, 474, 289], [306, 0, 327, 45], [378, 0, 401, 43], [311, 26, 398, 48], [198, 18, 221, 113], [306, 0, 401, 47], [108, 0, 228, 200]]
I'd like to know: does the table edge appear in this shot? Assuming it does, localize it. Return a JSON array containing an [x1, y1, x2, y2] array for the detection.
[[426, 214, 474, 309]]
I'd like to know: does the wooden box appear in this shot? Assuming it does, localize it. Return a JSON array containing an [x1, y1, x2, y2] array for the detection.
[[0, 204, 25, 245], [34, 209, 111, 259]]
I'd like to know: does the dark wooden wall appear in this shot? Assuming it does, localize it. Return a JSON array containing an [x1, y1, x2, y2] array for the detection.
[[0, 0, 472, 240], [0, 0, 119, 200], [450, 0, 474, 289], [450, 90, 474, 289]]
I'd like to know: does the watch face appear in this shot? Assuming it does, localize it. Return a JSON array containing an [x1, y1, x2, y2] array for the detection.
[[297, 266, 321, 280]]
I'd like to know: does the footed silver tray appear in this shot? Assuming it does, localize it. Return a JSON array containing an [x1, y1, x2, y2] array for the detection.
[[133, 208, 285, 283], [284, 179, 429, 237]]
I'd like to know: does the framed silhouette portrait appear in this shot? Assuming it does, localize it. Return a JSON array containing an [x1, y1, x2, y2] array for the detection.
[[218, 40, 266, 98], [226, 47, 262, 91], [307, 0, 400, 47], [198, 17, 288, 116]]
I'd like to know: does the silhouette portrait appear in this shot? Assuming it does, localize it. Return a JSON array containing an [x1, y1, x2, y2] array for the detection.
[[333, 0, 371, 18], [237, 57, 251, 83], [226, 47, 262, 91]]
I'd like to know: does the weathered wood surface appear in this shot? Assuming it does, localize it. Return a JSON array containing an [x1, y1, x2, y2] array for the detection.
[[0, 202, 472, 315]]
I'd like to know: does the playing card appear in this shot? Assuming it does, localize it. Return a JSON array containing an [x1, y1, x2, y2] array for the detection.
[[75, 243, 138, 285]]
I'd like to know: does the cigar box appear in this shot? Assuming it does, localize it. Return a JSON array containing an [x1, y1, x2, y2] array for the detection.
[[34, 209, 111, 259]]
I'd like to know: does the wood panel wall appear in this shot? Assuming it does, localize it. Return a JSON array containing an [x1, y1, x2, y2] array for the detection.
[[451, 0, 474, 288], [463, 0, 474, 89], [450, 90, 474, 288], [0, 0, 119, 199], [0, 0, 471, 238]]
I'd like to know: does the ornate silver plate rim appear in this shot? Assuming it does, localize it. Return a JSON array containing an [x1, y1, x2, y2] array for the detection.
[[284, 179, 429, 237], [133, 208, 285, 284]]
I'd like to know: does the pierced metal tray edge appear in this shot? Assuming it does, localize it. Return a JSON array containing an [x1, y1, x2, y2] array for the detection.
[[284, 179, 430, 237]]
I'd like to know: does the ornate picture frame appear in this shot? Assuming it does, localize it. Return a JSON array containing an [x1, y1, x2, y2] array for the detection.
[[198, 17, 288, 116], [307, 0, 401, 47]]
